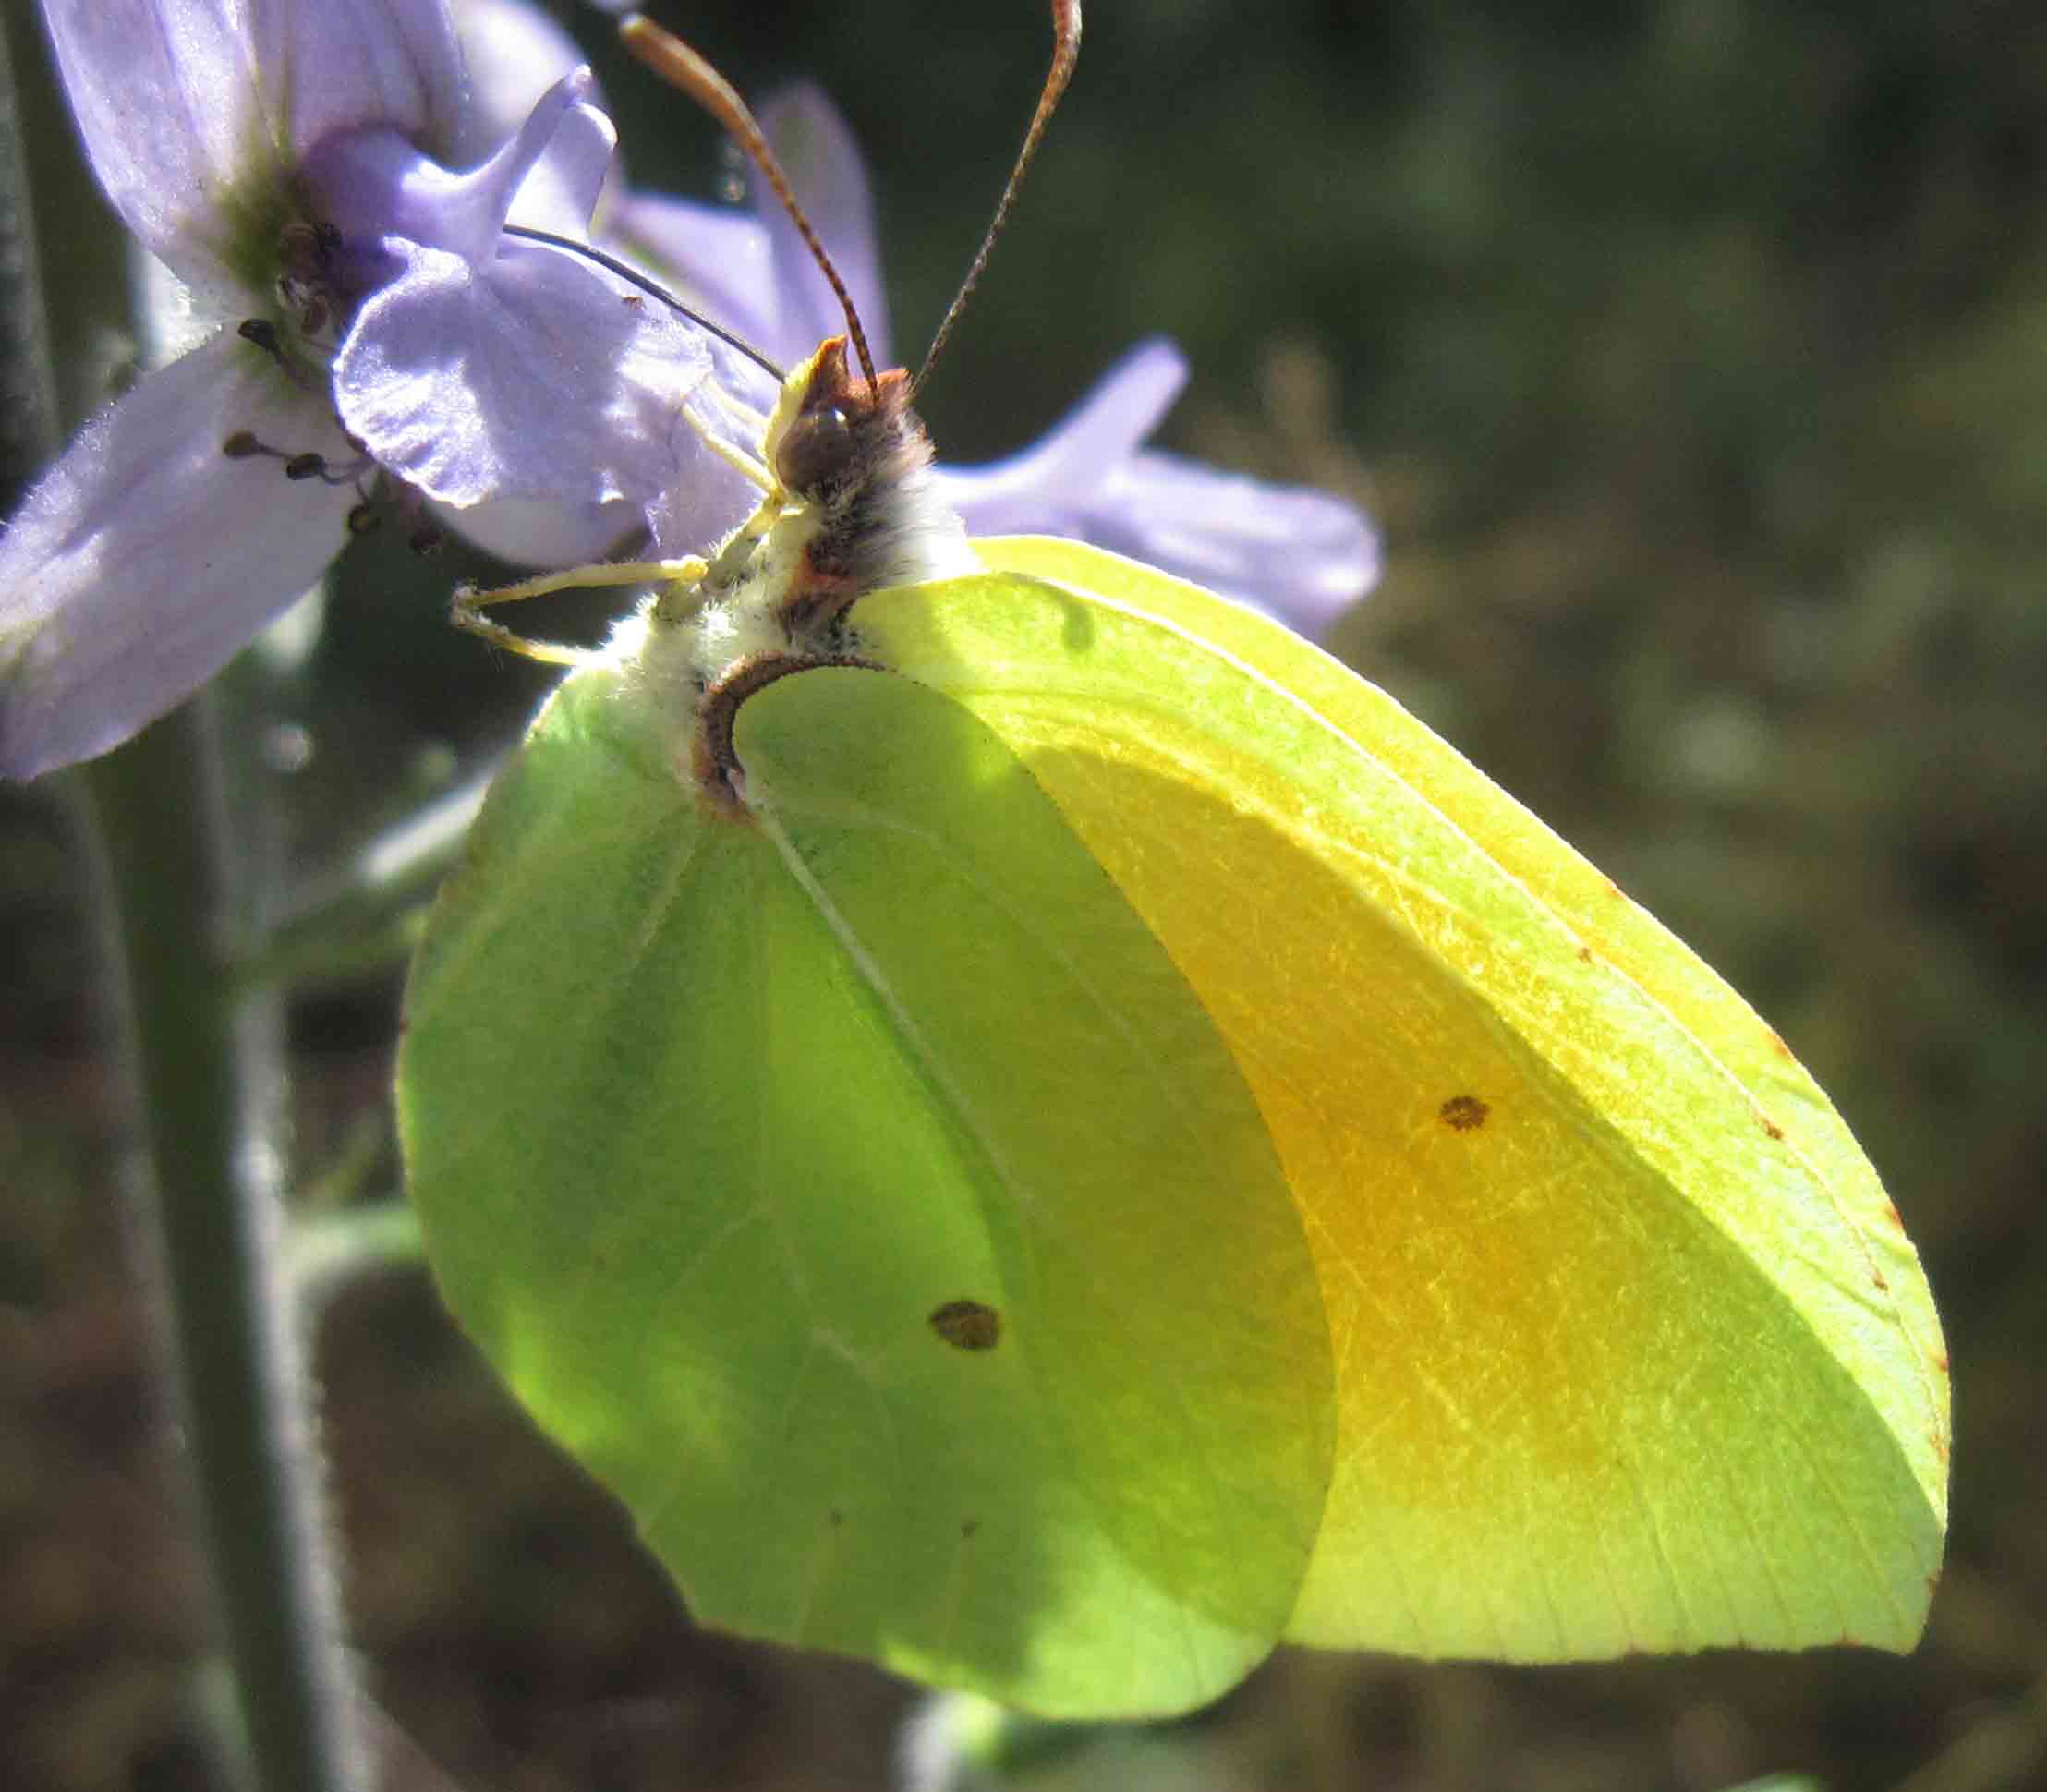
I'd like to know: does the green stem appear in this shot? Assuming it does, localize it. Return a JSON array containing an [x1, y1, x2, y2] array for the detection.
[[81, 703, 369, 1792], [2, 16, 367, 1785], [290, 1199, 427, 1314], [0, 12, 55, 512]]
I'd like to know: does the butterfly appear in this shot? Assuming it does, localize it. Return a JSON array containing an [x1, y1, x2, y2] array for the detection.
[[396, 6, 1947, 1719]]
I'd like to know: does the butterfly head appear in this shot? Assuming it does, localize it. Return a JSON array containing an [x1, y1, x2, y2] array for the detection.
[[765, 339, 919, 506], [757, 337, 970, 608]]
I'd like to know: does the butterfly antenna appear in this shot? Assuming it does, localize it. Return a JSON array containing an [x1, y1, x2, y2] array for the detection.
[[913, 0, 1082, 398], [501, 223, 785, 381], [619, 13, 879, 394]]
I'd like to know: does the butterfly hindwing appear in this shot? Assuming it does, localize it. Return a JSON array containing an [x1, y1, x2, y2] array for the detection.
[[400, 647, 1334, 1719]]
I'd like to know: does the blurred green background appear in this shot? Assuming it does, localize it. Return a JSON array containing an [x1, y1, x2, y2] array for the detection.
[[2, 0, 2041, 1786]]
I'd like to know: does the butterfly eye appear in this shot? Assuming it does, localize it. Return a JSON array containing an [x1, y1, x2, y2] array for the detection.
[[774, 406, 857, 495]]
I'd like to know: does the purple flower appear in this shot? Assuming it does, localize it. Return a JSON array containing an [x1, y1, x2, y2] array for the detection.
[[930, 337, 1378, 630], [452, 3, 1378, 627], [615, 86, 1380, 630], [0, 0, 767, 780]]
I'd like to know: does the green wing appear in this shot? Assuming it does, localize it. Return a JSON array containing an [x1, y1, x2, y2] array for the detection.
[[398, 655, 1334, 1718], [402, 533, 1945, 1712], [847, 537, 1948, 1661]]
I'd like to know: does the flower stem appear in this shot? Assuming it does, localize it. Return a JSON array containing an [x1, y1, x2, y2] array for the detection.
[[291, 1199, 427, 1314], [1, 20, 368, 1788], [0, 4, 58, 504], [81, 702, 369, 1792]]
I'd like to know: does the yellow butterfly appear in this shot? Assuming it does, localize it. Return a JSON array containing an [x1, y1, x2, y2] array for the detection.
[[398, 5, 1947, 1718]]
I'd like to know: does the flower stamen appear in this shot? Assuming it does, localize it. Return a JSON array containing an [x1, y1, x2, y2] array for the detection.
[[236, 315, 326, 393], [278, 220, 346, 342], [218, 430, 371, 489], [337, 485, 440, 556], [238, 318, 285, 358]]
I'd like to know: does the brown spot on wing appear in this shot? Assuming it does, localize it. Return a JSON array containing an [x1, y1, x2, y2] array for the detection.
[[930, 1299, 1001, 1351], [1439, 1095, 1489, 1132]]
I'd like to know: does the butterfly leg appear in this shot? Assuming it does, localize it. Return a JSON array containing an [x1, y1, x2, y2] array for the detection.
[[450, 379, 784, 665], [685, 381, 778, 494], [452, 558, 710, 666]]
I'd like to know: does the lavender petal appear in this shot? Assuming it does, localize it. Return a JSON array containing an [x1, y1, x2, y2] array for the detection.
[[247, 0, 466, 163], [42, 0, 465, 297], [757, 84, 891, 368], [1064, 449, 1380, 634], [613, 193, 782, 368], [433, 495, 645, 569], [0, 332, 358, 779], [41, 0, 266, 290], [305, 69, 607, 268], [450, 0, 587, 160], [934, 337, 1186, 527], [938, 337, 1378, 630], [333, 234, 739, 515]]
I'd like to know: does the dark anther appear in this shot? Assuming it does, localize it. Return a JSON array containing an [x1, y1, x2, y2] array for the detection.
[[237, 317, 282, 354], [280, 219, 344, 267], [346, 502, 381, 537], [224, 430, 369, 487]]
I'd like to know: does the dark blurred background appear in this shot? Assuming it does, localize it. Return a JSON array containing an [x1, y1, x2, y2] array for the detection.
[[3, 0, 2041, 1786]]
